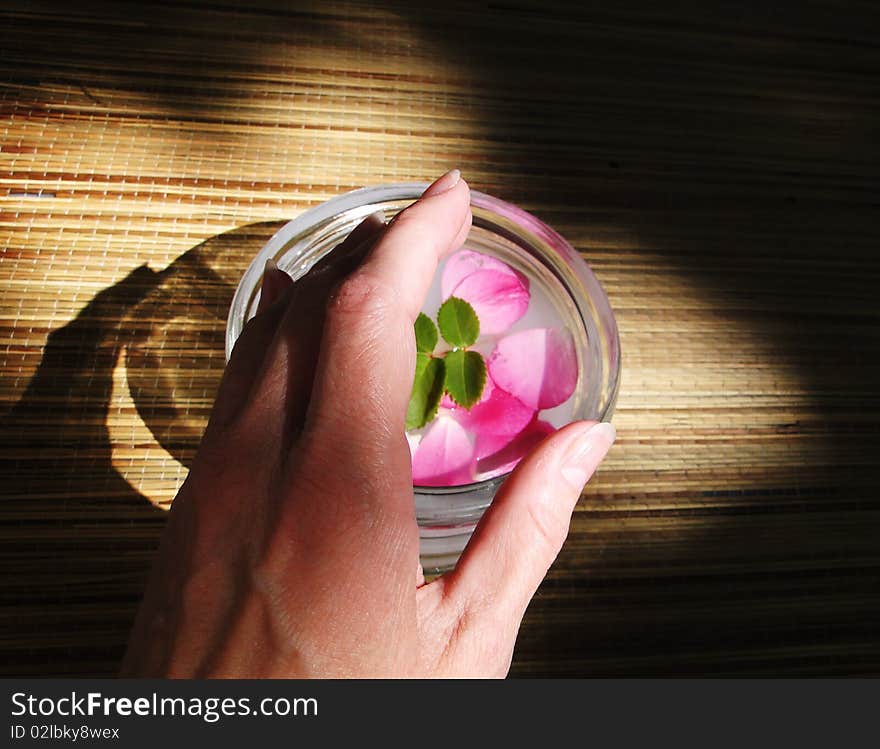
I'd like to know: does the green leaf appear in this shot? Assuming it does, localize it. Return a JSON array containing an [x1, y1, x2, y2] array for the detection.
[[443, 349, 487, 409], [414, 312, 438, 354], [437, 296, 480, 348], [405, 353, 446, 430]]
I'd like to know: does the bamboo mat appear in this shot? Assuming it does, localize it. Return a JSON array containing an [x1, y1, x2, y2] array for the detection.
[[2, 1, 879, 677]]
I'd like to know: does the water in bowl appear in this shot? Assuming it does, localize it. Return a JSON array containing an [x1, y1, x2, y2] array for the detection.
[[407, 246, 579, 487]]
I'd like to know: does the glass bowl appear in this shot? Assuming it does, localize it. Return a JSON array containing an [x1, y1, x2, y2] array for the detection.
[[226, 183, 620, 573]]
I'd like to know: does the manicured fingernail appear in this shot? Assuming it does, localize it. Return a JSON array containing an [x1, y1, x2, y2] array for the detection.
[[257, 258, 288, 313], [422, 168, 461, 197], [560, 422, 616, 490]]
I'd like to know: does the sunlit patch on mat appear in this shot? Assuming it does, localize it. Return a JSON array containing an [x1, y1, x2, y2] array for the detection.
[[108, 350, 184, 511]]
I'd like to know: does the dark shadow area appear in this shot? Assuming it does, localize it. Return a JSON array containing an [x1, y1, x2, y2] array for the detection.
[[0, 222, 281, 676], [0, 0, 433, 145], [122, 221, 286, 467]]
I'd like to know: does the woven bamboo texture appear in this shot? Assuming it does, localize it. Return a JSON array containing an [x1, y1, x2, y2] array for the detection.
[[2, 0, 879, 676]]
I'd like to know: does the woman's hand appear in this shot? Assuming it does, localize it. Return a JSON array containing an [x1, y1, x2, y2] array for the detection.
[[121, 170, 615, 678]]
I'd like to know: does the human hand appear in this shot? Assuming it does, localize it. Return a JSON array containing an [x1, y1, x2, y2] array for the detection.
[[121, 170, 616, 678]]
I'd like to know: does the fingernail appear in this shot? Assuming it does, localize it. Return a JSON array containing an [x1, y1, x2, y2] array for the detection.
[[422, 168, 461, 197], [560, 422, 616, 490], [257, 258, 287, 313], [365, 210, 386, 226]]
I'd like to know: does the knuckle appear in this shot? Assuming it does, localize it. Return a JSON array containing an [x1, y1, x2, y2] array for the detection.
[[525, 494, 570, 558], [389, 208, 443, 255], [329, 271, 400, 323]]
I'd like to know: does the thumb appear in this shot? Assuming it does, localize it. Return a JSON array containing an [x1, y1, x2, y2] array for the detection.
[[442, 420, 616, 623]]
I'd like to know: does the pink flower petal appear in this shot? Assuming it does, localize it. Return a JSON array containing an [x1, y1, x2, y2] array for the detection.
[[450, 270, 530, 336], [411, 416, 476, 487], [477, 419, 556, 477], [488, 327, 578, 409], [441, 250, 527, 299], [453, 380, 535, 460]]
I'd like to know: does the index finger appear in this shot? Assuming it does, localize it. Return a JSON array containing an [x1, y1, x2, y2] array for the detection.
[[293, 172, 471, 517], [359, 169, 472, 320]]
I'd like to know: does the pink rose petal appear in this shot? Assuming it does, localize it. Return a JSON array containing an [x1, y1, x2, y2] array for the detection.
[[453, 379, 535, 460], [450, 270, 530, 336], [488, 327, 578, 409], [441, 249, 528, 299], [477, 419, 556, 477], [440, 392, 456, 410], [412, 416, 476, 487]]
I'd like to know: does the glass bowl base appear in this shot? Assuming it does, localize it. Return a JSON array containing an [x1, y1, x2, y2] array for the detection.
[[419, 526, 475, 575]]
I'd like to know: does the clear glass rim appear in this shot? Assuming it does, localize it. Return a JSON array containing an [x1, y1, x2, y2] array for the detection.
[[226, 183, 621, 497]]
